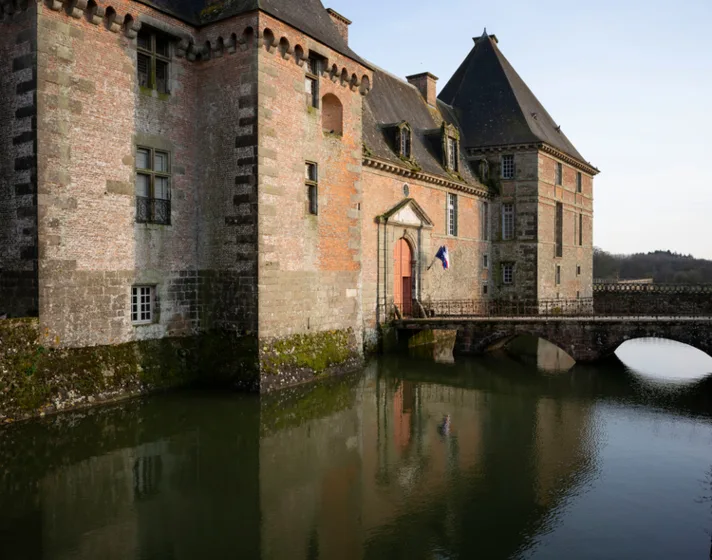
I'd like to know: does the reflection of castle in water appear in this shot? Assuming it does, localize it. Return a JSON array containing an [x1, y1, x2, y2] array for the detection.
[[259, 360, 596, 559], [0, 360, 597, 559]]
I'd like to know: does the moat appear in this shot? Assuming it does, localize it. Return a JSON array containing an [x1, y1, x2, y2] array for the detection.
[[1, 340, 711, 559]]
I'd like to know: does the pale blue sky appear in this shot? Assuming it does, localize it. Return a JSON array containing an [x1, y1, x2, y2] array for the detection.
[[327, 0, 712, 258]]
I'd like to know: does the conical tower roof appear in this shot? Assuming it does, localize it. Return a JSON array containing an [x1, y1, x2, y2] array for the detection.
[[440, 32, 589, 165]]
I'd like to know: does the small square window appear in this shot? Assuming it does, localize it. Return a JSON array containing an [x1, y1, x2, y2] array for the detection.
[[555, 162, 563, 186], [131, 285, 155, 325], [502, 263, 514, 285], [483, 283, 489, 295], [501, 155, 514, 179]]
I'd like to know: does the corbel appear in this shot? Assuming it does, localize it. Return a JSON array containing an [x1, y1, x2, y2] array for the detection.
[[125, 18, 141, 39], [280, 42, 293, 60], [226, 36, 237, 54], [175, 38, 190, 58], [88, 3, 103, 24], [68, 0, 86, 18], [45, 0, 60, 12], [350, 75, 361, 92], [108, 12, 123, 33]]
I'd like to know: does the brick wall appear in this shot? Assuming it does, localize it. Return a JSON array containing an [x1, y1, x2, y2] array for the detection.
[[537, 152, 593, 300], [0, 4, 39, 318], [255, 13, 370, 353], [360, 167, 489, 345]]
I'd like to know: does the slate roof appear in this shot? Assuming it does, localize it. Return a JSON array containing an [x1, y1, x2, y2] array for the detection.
[[439, 33, 588, 165], [363, 67, 479, 186], [135, 0, 366, 65]]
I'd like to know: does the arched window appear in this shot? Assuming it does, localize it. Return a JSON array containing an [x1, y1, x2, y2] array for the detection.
[[321, 93, 343, 136]]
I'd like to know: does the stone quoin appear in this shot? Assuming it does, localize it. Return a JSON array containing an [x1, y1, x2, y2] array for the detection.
[[0, 0, 598, 399]]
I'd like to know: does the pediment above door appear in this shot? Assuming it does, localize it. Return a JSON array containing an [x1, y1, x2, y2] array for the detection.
[[377, 198, 434, 229]]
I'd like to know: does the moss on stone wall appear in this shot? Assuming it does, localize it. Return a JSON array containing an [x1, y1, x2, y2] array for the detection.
[[0, 319, 261, 422], [261, 329, 354, 376]]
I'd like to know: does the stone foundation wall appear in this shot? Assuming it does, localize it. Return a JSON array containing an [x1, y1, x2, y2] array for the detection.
[[0, 317, 259, 422], [0, 5, 39, 318]]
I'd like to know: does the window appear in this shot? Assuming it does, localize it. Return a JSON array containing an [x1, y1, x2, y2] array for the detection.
[[577, 290, 580, 299], [501, 154, 514, 179], [447, 193, 458, 236], [502, 203, 514, 240], [306, 162, 318, 215], [305, 54, 322, 108], [137, 29, 170, 94], [480, 200, 490, 240], [576, 172, 582, 193], [555, 162, 563, 185], [502, 263, 514, 285], [136, 147, 171, 225], [555, 265, 561, 285], [483, 254, 489, 269], [399, 125, 412, 159], [555, 202, 563, 257], [577, 264, 581, 276], [131, 286, 154, 324], [446, 136, 459, 172], [483, 282, 489, 296], [578, 213, 583, 246]]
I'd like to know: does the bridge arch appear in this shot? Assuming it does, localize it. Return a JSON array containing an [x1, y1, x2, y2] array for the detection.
[[600, 334, 712, 361]]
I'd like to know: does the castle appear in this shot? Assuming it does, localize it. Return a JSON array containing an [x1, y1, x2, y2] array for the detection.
[[0, 0, 598, 391]]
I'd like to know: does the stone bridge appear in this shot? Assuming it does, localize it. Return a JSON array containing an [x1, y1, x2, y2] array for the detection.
[[388, 285, 712, 362], [395, 316, 712, 362]]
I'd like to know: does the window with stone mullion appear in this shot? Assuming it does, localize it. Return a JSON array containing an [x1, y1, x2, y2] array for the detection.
[[137, 30, 170, 94]]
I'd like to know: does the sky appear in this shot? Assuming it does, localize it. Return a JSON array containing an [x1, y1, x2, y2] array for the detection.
[[326, 0, 712, 258]]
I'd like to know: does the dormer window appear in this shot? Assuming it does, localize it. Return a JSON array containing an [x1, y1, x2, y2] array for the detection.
[[397, 122, 412, 159], [442, 124, 460, 173]]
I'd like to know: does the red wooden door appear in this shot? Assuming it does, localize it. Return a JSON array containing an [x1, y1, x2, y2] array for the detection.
[[394, 238, 412, 316]]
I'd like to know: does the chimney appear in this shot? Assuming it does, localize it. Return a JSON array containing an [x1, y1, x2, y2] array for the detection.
[[406, 72, 439, 107], [326, 8, 351, 44]]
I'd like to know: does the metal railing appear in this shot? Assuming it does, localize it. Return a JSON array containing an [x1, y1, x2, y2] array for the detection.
[[379, 294, 712, 321], [136, 196, 171, 225]]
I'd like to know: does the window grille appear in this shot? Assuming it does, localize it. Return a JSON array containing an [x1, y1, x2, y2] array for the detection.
[[136, 147, 171, 225], [501, 155, 515, 179], [502, 203, 514, 240], [502, 263, 514, 285], [447, 193, 458, 236], [131, 286, 154, 324]]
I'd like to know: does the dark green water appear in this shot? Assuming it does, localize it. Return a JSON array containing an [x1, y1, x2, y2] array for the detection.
[[1, 340, 712, 560]]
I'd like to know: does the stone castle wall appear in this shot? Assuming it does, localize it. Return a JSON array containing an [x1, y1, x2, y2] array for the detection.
[[0, 4, 39, 318], [35, 1, 202, 348], [253, 13, 371, 388]]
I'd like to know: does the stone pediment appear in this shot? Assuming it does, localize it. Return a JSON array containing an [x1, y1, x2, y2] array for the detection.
[[378, 198, 434, 229]]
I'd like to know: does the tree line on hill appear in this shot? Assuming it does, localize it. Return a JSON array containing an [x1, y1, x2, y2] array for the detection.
[[593, 249, 712, 284]]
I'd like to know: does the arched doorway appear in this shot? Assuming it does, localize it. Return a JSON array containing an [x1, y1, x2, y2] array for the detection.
[[394, 238, 413, 316]]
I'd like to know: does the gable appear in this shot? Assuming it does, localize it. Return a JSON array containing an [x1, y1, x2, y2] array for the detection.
[[380, 198, 434, 229]]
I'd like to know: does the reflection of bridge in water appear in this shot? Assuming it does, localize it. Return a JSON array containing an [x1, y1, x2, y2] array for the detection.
[[1, 353, 710, 559], [392, 285, 712, 362]]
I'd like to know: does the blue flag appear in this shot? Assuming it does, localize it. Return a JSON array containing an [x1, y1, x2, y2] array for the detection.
[[435, 246, 450, 270]]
